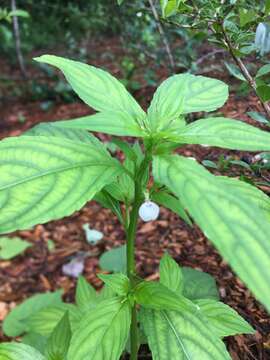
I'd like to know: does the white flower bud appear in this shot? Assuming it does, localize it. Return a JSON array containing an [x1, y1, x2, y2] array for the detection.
[[139, 201, 160, 222]]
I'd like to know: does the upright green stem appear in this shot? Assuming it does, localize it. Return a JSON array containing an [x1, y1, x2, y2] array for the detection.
[[126, 181, 141, 360], [126, 146, 152, 360]]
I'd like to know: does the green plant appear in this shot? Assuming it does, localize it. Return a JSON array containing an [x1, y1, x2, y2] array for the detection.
[[158, 0, 270, 121], [0, 236, 32, 260], [1, 55, 270, 359]]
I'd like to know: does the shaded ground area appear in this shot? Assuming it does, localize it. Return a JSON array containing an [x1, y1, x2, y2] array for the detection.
[[0, 45, 270, 359]]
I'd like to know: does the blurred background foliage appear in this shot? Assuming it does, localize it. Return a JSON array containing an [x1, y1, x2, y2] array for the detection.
[[0, 0, 270, 111]]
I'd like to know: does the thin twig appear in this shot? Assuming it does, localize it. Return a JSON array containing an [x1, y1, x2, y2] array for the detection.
[[194, 49, 226, 66], [148, 0, 176, 73], [11, 0, 27, 78], [218, 22, 270, 119]]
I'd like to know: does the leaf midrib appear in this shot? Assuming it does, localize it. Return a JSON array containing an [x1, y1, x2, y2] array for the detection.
[[91, 301, 127, 359], [161, 311, 192, 360], [0, 161, 119, 191]]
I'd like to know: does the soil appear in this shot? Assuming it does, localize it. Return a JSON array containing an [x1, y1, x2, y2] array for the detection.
[[0, 39, 270, 360]]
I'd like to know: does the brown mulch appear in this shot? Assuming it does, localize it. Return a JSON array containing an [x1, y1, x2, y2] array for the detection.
[[0, 53, 270, 359]]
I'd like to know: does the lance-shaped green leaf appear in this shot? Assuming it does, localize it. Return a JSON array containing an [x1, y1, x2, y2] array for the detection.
[[75, 276, 96, 308], [98, 273, 130, 297], [134, 281, 195, 312], [147, 74, 228, 131], [153, 155, 270, 311], [67, 297, 131, 360], [160, 0, 181, 18], [175, 117, 270, 151], [0, 135, 123, 234], [151, 191, 192, 225], [24, 122, 105, 148], [53, 112, 146, 137], [0, 343, 45, 360], [34, 55, 146, 126], [45, 312, 72, 360], [140, 308, 231, 360], [195, 299, 254, 338], [3, 291, 62, 337], [26, 305, 79, 336], [159, 253, 183, 293]]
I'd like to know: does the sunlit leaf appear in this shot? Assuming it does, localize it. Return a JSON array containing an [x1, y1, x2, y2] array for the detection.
[[34, 55, 146, 129], [196, 299, 254, 338], [53, 112, 146, 137], [176, 117, 270, 151], [0, 136, 123, 234], [153, 155, 270, 311], [147, 74, 228, 132], [141, 307, 231, 359]]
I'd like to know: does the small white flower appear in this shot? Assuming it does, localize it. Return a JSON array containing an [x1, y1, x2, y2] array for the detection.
[[139, 201, 160, 222]]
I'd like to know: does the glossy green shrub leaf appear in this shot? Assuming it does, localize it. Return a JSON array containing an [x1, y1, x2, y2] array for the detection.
[[256, 64, 270, 78], [98, 273, 130, 297], [153, 155, 270, 311], [151, 191, 192, 225], [67, 297, 131, 360], [3, 291, 62, 337], [75, 276, 96, 308], [160, 0, 181, 18], [176, 117, 270, 151], [0, 136, 123, 234], [159, 253, 183, 293], [147, 74, 228, 131], [34, 55, 146, 126], [182, 267, 219, 301], [247, 111, 269, 124], [99, 245, 127, 273], [141, 308, 231, 360], [45, 312, 72, 360], [134, 281, 195, 312], [224, 62, 246, 81], [53, 112, 146, 137], [0, 343, 45, 360], [0, 236, 32, 260], [196, 299, 254, 338], [257, 84, 270, 102]]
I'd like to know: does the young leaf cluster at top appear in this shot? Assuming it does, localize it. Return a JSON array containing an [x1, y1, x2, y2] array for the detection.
[[0, 54, 270, 359], [0, 254, 254, 360]]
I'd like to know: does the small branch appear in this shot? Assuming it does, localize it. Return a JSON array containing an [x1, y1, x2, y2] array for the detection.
[[11, 0, 27, 78], [148, 0, 176, 73], [219, 23, 270, 119], [194, 49, 226, 66]]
